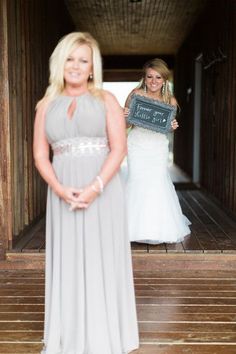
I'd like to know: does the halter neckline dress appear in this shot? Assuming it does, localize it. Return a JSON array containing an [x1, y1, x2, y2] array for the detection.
[[42, 92, 139, 354]]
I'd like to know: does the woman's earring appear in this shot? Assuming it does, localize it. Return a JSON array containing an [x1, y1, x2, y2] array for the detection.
[[162, 82, 165, 95], [89, 73, 93, 80], [144, 84, 147, 93]]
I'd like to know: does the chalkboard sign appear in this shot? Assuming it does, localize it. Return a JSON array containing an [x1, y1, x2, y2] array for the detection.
[[127, 94, 176, 134]]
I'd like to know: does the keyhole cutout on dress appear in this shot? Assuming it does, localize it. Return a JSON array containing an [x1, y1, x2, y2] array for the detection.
[[67, 98, 77, 120]]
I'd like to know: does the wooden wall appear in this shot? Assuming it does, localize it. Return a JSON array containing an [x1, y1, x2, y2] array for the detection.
[[0, 0, 12, 259], [0, 0, 74, 254], [103, 55, 174, 82], [174, 0, 236, 216]]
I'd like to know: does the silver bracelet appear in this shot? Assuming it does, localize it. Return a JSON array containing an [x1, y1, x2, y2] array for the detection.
[[96, 175, 104, 193]]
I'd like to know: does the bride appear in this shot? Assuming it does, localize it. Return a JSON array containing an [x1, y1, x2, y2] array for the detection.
[[124, 58, 191, 244]]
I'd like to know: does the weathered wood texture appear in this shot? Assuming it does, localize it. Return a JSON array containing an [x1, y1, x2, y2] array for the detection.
[[103, 55, 174, 82], [11, 189, 236, 256], [0, 0, 12, 260], [65, 0, 208, 55], [0, 0, 74, 254], [0, 269, 236, 353], [174, 0, 236, 217]]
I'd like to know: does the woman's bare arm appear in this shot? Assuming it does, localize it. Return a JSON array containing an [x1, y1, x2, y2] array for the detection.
[[33, 100, 81, 204], [99, 90, 127, 185], [124, 89, 138, 128], [170, 96, 179, 130], [75, 91, 127, 207]]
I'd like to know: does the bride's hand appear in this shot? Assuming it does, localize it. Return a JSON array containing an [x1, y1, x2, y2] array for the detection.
[[171, 119, 179, 130], [124, 107, 130, 119], [124, 107, 133, 129]]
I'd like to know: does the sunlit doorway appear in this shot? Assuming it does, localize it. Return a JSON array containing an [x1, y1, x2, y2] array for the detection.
[[103, 82, 138, 107]]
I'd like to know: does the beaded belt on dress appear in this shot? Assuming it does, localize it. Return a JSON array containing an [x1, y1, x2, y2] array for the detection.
[[51, 137, 109, 156]]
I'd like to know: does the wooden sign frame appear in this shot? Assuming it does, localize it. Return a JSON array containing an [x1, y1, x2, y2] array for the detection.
[[127, 94, 177, 134]]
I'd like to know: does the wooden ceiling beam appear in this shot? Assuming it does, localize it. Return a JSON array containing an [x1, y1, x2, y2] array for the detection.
[[102, 55, 175, 70]]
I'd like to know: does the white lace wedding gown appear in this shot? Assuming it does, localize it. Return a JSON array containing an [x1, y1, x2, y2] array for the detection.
[[126, 126, 191, 244]]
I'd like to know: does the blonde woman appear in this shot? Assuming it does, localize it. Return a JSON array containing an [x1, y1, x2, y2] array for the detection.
[[125, 58, 191, 244], [34, 32, 139, 354]]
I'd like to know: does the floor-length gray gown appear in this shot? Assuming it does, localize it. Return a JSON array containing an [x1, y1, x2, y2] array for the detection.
[[42, 92, 139, 354]]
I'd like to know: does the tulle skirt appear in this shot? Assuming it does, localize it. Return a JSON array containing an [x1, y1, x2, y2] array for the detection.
[[126, 127, 191, 244]]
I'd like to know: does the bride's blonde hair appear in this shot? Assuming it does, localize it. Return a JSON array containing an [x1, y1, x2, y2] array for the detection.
[[37, 32, 102, 107]]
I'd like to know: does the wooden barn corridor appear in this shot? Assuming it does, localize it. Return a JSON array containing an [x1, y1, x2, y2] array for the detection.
[[1, 0, 236, 353], [1, 186, 236, 353], [1, 266, 236, 354], [6, 188, 236, 256]]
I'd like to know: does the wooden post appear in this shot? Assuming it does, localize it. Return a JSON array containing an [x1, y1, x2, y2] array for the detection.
[[0, 0, 12, 259]]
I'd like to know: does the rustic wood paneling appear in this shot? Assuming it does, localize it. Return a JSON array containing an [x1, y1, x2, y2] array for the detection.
[[174, 0, 236, 217], [173, 51, 195, 178], [0, 0, 12, 259], [0, 0, 74, 253]]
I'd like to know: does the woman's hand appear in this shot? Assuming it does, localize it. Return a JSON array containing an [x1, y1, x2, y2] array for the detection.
[[69, 185, 99, 211], [124, 107, 130, 119], [171, 119, 179, 130], [124, 107, 133, 129], [57, 186, 82, 205]]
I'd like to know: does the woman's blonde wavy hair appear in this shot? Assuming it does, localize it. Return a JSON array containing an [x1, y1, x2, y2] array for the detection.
[[138, 58, 173, 104], [37, 32, 102, 107]]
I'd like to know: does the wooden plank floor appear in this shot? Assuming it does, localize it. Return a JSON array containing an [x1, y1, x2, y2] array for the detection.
[[12, 188, 236, 255], [0, 269, 236, 353], [133, 189, 236, 254]]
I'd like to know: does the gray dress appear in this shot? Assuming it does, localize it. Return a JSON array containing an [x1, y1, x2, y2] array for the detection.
[[42, 92, 139, 354]]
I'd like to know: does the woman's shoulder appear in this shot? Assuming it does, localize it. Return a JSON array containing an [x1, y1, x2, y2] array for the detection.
[[100, 89, 120, 105], [100, 89, 115, 99], [89, 88, 113, 101], [124, 88, 144, 107], [170, 96, 178, 107], [127, 88, 144, 99], [36, 96, 51, 113], [132, 88, 144, 96]]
